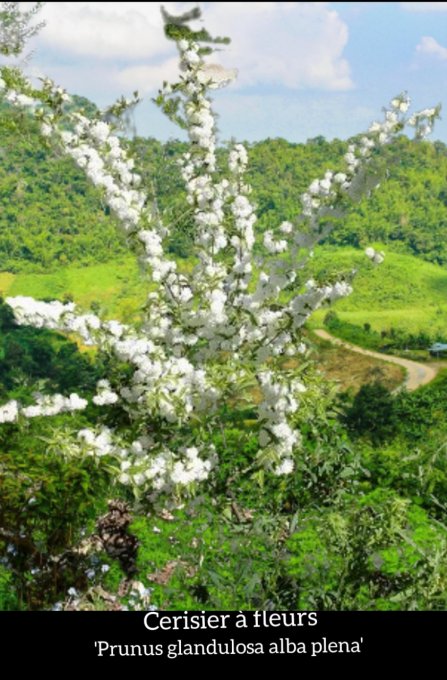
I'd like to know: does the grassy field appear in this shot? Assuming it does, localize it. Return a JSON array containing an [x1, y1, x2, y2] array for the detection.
[[0, 248, 424, 392], [0, 260, 145, 321], [308, 245, 447, 338], [1, 244, 446, 338], [300, 333, 405, 392]]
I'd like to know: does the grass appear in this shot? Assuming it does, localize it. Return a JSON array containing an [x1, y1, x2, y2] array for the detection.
[[281, 338, 405, 393], [308, 245, 447, 338], [0, 272, 15, 296], [0, 257, 199, 323], [308, 335, 405, 392], [0, 259, 145, 322], [2, 246, 446, 337], [0, 244, 443, 391]]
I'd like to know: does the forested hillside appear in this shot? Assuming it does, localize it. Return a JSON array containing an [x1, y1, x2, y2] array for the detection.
[[0, 99, 128, 271], [1, 101, 447, 272]]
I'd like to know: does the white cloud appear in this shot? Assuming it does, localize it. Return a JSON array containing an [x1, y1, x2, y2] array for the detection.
[[30, 1, 352, 98], [401, 2, 447, 11], [197, 2, 353, 91], [37, 2, 177, 59], [115, 58, 179, 92], [416, 36, 447, 61]]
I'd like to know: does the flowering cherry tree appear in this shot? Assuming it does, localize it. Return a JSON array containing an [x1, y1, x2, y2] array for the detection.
[[0, 4, 439, 500]]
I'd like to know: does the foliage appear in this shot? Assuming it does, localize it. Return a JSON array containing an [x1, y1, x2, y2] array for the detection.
[[0, 415, 111, 609], [0, 2, 43, 57], [246, 135, 447, 266], [131, 500, 287, 610], [0, 564, 18, 610], [344, 382, 399, 443], [286, 488, 447, 610], [2, 111, 447, 272], [0, 98, 128, 272], [0, 298, 103, 399], [395, 372, 447, 441]]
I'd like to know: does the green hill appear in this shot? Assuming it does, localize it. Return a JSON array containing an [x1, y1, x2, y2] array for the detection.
[[310, 245, 447, 339], [0, 260, 142, 321], [246, 135, 447, 265], [0, 245, 445, 340], [1, 99, 447, 272]]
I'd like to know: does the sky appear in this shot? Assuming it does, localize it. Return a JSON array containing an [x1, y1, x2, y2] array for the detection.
[[18, 1, 447, 143]]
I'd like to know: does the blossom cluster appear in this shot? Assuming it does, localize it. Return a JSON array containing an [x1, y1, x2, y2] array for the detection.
[[0, 391, 87, 423], [0, 8, 439, 491]]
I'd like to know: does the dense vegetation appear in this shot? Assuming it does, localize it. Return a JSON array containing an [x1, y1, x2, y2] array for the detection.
[[0, 99, 128, 271], [1, 289, 447, 610], [1, 100, 447, 271], [1, 86, 447, 612]]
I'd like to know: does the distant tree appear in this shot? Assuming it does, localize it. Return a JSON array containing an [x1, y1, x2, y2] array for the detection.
[[345, 382, 398, 444]]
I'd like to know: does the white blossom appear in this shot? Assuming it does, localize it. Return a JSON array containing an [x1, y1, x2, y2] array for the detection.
[[0, 9, 437, 495], [0, 400, 18, 423]]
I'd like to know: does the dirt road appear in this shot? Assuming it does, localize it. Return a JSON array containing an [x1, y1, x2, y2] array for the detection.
[[314, 329, 439, 391]]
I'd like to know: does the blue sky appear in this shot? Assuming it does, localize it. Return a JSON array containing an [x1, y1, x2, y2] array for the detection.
[[23, 2, 447, 143]]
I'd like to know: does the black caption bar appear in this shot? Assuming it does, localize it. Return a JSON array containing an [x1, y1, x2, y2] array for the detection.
[[1, 610, 443, 669]]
